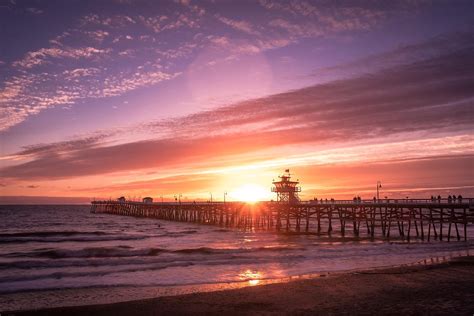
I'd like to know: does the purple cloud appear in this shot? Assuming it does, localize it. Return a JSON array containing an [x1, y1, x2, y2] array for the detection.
[[2, 43, 473, 180]]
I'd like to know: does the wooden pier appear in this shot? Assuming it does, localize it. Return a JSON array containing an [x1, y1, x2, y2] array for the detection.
[[91, 198, 474, 241]]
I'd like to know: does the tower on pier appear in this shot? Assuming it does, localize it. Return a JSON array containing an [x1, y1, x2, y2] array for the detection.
[[272, 169, 301, 204]]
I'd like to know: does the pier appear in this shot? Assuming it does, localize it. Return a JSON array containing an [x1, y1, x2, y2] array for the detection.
[[91, 198, 474, 241], [91, 170, 474, 241]]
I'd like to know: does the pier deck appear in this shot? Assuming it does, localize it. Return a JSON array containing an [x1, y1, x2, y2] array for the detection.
[[91, 199, 474, 241]]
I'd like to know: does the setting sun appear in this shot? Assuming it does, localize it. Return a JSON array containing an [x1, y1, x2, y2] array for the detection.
[[229, 184, 271, 203]]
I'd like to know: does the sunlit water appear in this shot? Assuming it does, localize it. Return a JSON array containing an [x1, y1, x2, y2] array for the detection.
[[0, 205, 472, 296]]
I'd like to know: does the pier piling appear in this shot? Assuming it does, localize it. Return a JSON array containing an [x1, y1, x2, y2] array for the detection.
[[91, 199, 474, 241]]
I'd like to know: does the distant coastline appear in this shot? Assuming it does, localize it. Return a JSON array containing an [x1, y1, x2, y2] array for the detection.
[[0, 196, 91, 205]]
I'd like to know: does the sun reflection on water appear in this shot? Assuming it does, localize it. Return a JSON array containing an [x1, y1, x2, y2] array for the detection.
[[248, 279, 260, 286], [239, 269, 262, 286]]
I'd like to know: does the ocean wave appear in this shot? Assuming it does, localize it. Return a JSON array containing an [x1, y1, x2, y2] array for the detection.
[[0, 230, 202, 244], [0, 231, 107, 238], [0, 251, 308, 271], [0, 235, 147, 244], [4, 244, 306, 260], [5, 247, 166, 259], [0, 254, 307, 286], [10, 241, 466, 263], [174, 245, 305, 254], [0, 231, 150, 244], [0, 261, 197, 286], [168, 230, 198, 235]]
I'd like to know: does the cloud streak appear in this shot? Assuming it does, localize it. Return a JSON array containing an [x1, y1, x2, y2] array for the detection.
[[2, 43, 473, 181], [13, 46, 110, 69], [1, 0, 427, 132]]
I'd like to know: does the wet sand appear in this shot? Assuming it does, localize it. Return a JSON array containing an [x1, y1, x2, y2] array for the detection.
[[8, 256, 474, 315]]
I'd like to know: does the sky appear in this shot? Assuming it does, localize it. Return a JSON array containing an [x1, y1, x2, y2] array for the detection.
[[0, 0, 473, 203]]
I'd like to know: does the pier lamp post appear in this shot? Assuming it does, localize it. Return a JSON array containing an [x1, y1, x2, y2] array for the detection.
[[376, 181, 382, 201], [209, 192, 213, 203], [224, 191, 227, 204], [179, 194, 182, 204]]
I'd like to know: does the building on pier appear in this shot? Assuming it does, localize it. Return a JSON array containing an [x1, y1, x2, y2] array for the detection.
[[272, 169, 301, 204], [143, 197, 153, 204], [117, 196, 126, 203]]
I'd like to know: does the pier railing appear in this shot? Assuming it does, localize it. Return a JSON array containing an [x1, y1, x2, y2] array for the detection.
[[91, 199, 474, 242]]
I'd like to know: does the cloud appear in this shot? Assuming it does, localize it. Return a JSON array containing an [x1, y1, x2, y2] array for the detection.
[[79, 14, 136, 28], [26, 185, 39, 189], [102, 70, 179, 97], [313, 31, 474, 81], [13, 46, 110, 69], [1, 3, 211, 132], [260, 0, 387, 33], [83, 30, 110, 42], [15, 133, 109, 158], [137, 9, 202, 33], [1, 59, 178, 132], [1, 0, 433, 133], [207, 1, 419, 58], [25, 7, 43, 15], [216, 15, 259, 35], [2, 44, 473, 180], [143, 42, 474, 141], [74, 172, 217, 195], [296, 154, 474, 199], [63, 67, 101, 79], [138, 15, 169, 33]]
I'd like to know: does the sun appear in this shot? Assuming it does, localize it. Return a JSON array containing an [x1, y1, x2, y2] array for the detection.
[[230, 184, 271, 203]]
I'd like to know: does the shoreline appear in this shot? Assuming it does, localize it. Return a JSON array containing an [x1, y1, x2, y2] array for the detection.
[[4, 255, 474, 315]]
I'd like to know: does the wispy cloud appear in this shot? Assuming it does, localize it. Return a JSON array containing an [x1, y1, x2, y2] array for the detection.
[[216, 14, 259, 35], [1, 4, 206, 132], [2, 44, 473, 180], [15, 133, 110, 158], [25, 7, 43, 15], [260, 0, 387, 33], [1, 56, 179, 132], [1, 0, 429, 133], [313, 31, 474, 81], [13, 47, 110, 69], [79, 14, 137, 28]]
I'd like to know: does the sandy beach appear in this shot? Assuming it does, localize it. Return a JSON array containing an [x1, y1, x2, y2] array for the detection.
[[7, 256, 473, 316]]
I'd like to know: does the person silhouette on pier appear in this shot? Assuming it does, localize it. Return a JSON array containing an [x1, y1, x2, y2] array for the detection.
[[458, 195, 463, 203], [448, 195, 452, 203], [437, 195, 441, 203]]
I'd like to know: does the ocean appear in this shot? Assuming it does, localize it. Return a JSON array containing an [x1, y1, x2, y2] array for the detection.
[[0, 205, 472, 310]]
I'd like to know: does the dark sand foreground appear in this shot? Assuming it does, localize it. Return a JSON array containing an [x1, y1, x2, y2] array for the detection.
[[11, 256, 474, 316]]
